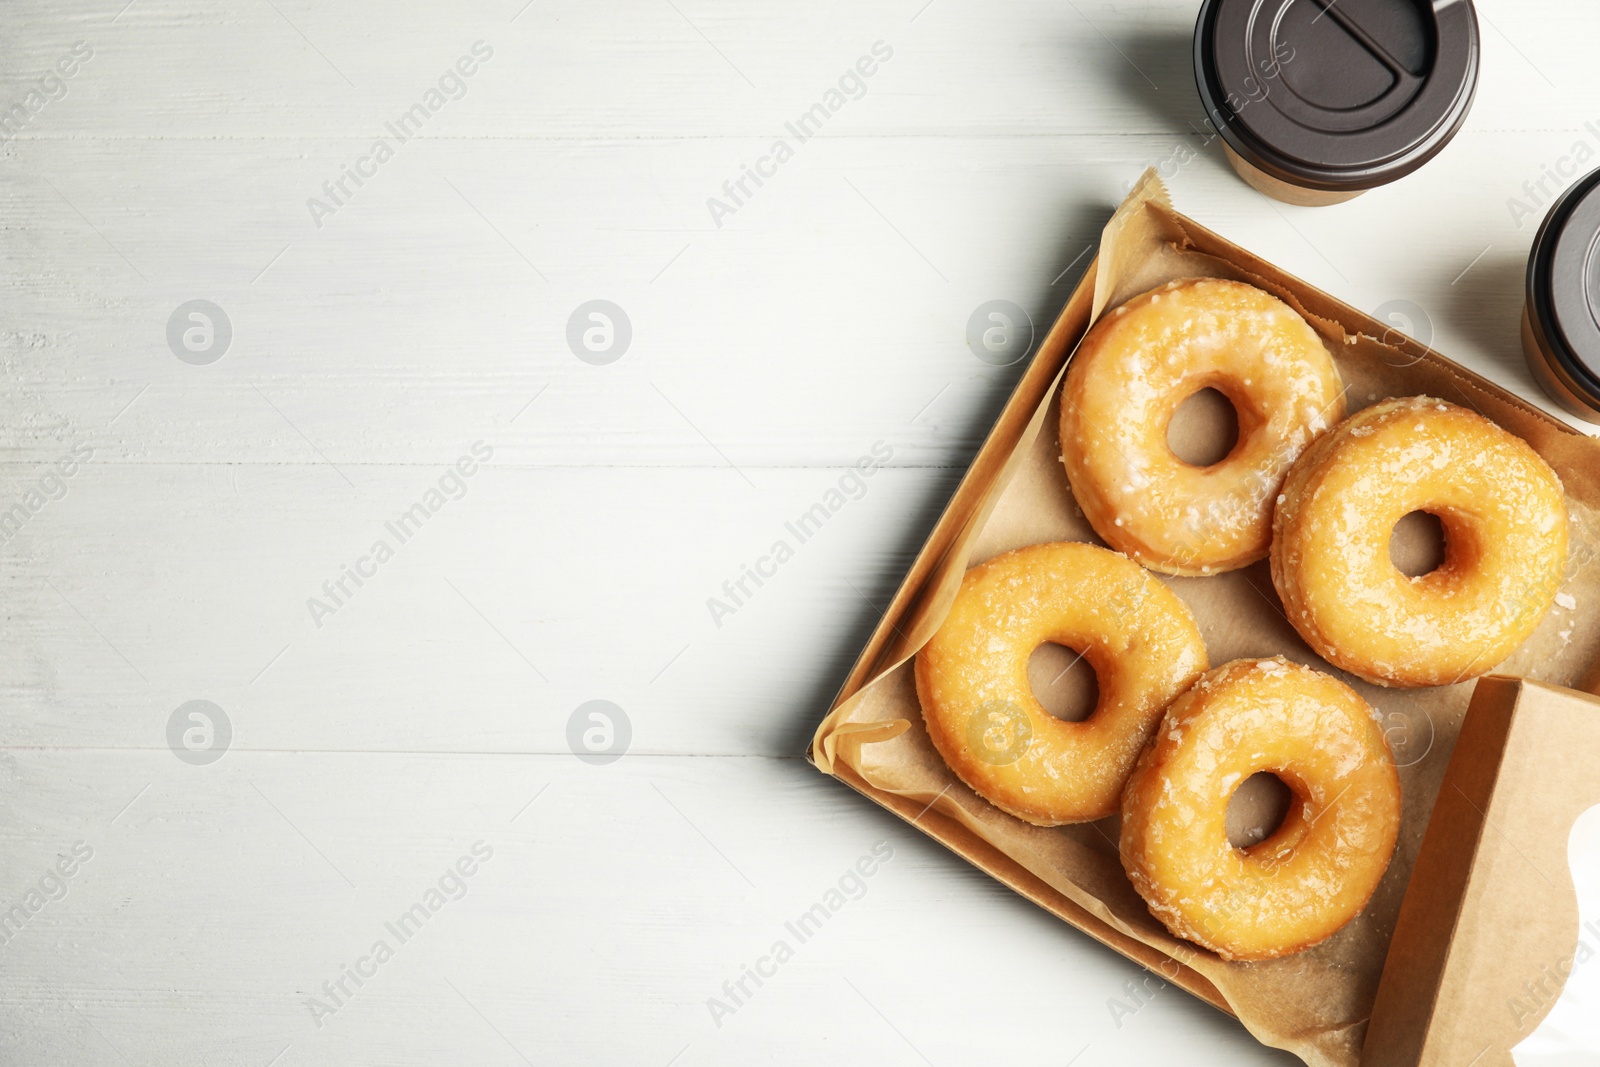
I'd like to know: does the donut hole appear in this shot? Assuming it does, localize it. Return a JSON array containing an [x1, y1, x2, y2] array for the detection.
[[1166, 387, 1241, 468], [1389, 510, 1448, 578], [1226, 772, 1296, 851], [1026, 642, 1100, 723]]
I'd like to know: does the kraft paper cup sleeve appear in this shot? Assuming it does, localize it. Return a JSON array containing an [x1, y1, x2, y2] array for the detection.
[[808, 168, 1600, 1066]]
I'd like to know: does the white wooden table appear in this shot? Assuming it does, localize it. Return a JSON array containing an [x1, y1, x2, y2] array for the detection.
[[2, 1, 1595, 1063]]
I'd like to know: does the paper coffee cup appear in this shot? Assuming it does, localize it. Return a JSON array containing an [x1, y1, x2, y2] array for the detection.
[[1194, 0, 1480, 205], [1524, 166, 1600, 426]]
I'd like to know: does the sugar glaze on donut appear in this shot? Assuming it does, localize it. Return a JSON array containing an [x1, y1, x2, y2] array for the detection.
[[1271, 396, 1568, 688], [915, 542, 1207, 826], [1119, 657, 1401, 961], [1061, 278, 1345, 576]]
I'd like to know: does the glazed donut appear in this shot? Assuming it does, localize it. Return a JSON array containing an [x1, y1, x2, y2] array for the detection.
[[1120, 657, 1401, 961], [915, 542, 1207, 826], [1272, 396, 1568, 688], [1061, 278, 1345, 576]]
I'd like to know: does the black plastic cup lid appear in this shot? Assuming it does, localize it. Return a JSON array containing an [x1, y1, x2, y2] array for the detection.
[[1527, 167, 1600, 406], [1195, 0, 1480, 192]]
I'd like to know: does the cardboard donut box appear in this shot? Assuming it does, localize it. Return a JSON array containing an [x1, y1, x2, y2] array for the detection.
[[806, 173, 1600, 1066]]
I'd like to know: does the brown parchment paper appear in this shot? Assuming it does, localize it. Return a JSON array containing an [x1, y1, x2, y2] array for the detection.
[[808, 170, 1600, 1066]]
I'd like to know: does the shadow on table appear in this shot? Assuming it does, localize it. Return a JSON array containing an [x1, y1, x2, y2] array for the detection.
[[1093, 21, 1207, 131], [1437, 244, 1532, 385], [774, 184, 1125, 761], [774, 723, 1301, 1064]]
